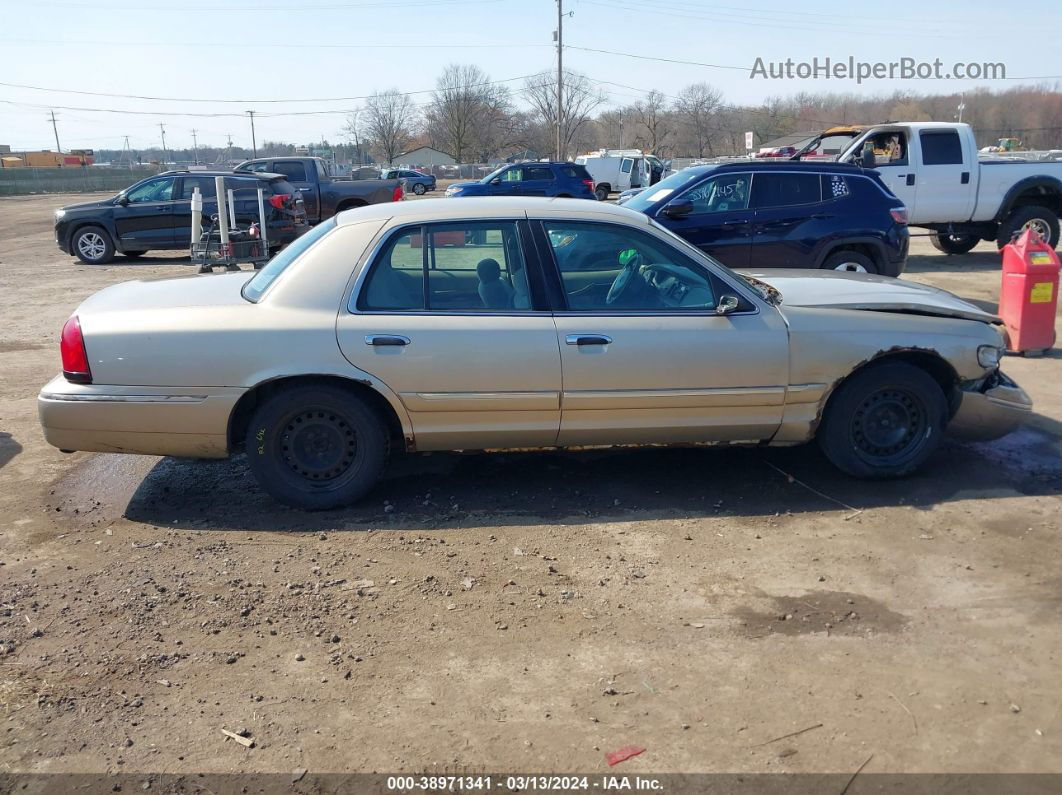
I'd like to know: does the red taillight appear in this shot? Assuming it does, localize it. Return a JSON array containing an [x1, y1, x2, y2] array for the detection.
[[392, 183, 404, 202], [60, 314, 91, 384], [890, 207, 909, 225], [268, 194, 289, 210], [582, 179, 594, 189]]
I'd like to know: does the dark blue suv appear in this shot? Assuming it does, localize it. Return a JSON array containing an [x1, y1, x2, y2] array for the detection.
[[624, 162, 909, 275], [445, 162, 596, 200]]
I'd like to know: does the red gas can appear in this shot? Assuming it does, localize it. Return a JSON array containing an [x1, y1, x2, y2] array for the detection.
[[999, 228, 1059, 355]]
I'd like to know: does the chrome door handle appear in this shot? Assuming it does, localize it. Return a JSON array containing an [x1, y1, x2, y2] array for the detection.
[[566, 334, 612, 346], [364, 334, 410, 346]]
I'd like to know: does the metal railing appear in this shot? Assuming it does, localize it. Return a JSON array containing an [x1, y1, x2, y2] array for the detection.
[[0, 167, 154, 196]]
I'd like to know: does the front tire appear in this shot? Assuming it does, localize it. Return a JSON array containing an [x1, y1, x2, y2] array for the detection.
[[929, 232, 978, 255], [996, 205, 1060, 249], [818, 362, 947, 479], [412, 183, 427, 195], [72, 226, 115, 264], [822, 250, 878, 274], [245, 385, 389, 510]]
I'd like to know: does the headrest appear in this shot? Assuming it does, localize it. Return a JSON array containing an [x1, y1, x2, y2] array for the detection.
[[476, 258, 502, 281]]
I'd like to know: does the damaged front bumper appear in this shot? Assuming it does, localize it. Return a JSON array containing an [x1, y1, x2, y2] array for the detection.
[[947, 371, 1032, 442]]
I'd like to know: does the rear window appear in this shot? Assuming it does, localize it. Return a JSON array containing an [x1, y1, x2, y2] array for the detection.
[[242, 217, 336, 303]]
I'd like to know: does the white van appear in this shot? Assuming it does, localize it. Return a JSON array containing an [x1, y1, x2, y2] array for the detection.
[[576, 152, 653, 200]]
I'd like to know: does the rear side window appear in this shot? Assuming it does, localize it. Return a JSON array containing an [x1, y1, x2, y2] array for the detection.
[[179, 175, 219, 200], [920, 131, 963, 165], [561, 165, 592, 180], [620, 159, 633, 174], [750, 173, 821, 208], [821, 174, 850, 200], [237, 161, 270, 173], [272, 161, 308, 181], [524, 166, 554, 181]]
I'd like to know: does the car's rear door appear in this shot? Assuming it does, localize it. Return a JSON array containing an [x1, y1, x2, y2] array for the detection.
[[113, 176, 178, 249], [520, 165, 556, 196], [336, 217, 562, 450], [913, 128, 976, 222], [272, 160, 319, 221], [173, 174, 220, 247], [749, 171, 824, 268], [535, 217, 789, 446]]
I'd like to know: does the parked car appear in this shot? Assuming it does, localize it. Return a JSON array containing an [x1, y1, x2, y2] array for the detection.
[[54, 170, 307, 265], [444, 162, 595, 199], [381, 168, 436, 195], [39, 198, 1030, 509], [623, 162, 909, 275], [235, 156, 402, 223], [576, 153, 653, 200], [616, 186, 646, 205], [802, 122, 1062, 252]]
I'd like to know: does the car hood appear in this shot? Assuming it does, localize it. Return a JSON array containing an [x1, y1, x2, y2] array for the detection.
[[448, 181, 483, 191], [78, 272, 252, 314], [60, 197, 117, 212], [739, 268, 999, 324]]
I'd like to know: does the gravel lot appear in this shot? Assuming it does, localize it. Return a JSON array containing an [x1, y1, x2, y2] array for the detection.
[[0, 192, 1060, 779]]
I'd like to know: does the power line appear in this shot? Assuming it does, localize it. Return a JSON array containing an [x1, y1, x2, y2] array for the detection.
[[565, 45, 750, 72], [0, 38, 550, 52], [32, 0, 502, 11]]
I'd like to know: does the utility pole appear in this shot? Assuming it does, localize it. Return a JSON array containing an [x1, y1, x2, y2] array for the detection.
[[118, 135, 132, 169], [956, 93, 966, 123], [159, 123, 168, 168], [555, 0, 563, 161], [247, 110, 257, 157], [191, 128, 199, 165], [49, 110, 61, 153]]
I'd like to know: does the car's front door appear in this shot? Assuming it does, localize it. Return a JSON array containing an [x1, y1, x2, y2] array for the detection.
[[749, 171, 824, 268], [113, 176, 178, 249], [537, 218, 789, 446], [846, 130, 918, 218], [336, 218, 561, 450], [656, 172, 754, 269], [273, 160, 319, 221], [491, 167, 524, 196]]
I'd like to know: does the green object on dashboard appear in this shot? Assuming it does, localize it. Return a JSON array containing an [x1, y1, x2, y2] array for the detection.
[[619, 248, 639, 266]]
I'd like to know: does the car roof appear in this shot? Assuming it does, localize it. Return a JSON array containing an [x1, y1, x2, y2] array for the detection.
[[334, 197, 649, 227], [686, 161, 867, 177], [159, 169, 286, 180]]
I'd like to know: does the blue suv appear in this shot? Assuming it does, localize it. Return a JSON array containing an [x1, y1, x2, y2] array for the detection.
[[624, 162, 909, 275], [445, 162, 596, 200]]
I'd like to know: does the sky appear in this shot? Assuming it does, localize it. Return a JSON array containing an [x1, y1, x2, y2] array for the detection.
[[1, 0, 1060, 153]]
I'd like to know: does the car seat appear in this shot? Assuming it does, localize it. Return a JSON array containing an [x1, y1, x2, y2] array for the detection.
[[477, 258, 514, 309]]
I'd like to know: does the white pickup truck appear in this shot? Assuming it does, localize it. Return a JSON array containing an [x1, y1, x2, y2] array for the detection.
[[819, 122, 1062, 253]]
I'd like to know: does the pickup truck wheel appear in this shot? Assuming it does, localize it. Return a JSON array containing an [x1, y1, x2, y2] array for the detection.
[[818, 362, 947, 479], [73, 226, 115, 264], [595, 186, 610, 201], [245, 385, 389, 510], [996, 205, 1060, 249], [412, 183, 427, 195], [929, 233, 978, 255], [822, 250, 878, 274]]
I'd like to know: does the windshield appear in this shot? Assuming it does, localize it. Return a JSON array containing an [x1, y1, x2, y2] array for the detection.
[[623, 169, 705, 212], [479, 164, 509, 183], [241, 217, 337, 302]]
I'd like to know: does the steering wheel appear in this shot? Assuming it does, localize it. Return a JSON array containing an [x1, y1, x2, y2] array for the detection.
[[606, 252, 644, 305]]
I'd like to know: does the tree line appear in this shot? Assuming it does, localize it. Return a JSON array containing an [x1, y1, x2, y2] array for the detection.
[[95, 67, 1062, 166]]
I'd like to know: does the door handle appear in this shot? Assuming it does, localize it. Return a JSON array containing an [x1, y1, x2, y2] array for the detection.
[[566, 334, 612, 346], [364, 334, 410, 346], [961, 171, 970, 184], [809, 213, 832, 220], [905, 174, 915, 186]]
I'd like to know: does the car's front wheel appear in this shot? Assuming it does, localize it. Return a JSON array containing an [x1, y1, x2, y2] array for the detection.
[[245, 384, 389, 510], [72, 226, 115, 264], [412, 183, 427, 195], [817, 362, 947, 479], [822, 250, 878, 274]]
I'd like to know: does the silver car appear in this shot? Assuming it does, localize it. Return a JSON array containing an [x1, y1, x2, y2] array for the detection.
[[39, 198, 1032, 509]]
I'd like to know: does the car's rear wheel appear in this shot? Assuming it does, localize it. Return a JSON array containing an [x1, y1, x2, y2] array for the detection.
[[245, 384, 389, 510], [817, 362, 947, 479], [595, 186, 610, 201], [929, 232, 978, 255], [822, 250, 878, 274], [412, 183, 427, 195], [73, 226, 115, 264], [996, 205, 1060, 249], [122, 250, 148, 259]]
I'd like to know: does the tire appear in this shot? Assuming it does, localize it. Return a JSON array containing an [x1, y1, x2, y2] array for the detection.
[[995, 205, 1060, 249], [929, 232, 978, 255], [595, 185, 610, 201], [72, 225, 115, 264], [817, 362, 947, 479], [822, 249, 878, 274], [245, 384, 389, 510], [412, 183, 427, 195], [122, 250, 148, 259]]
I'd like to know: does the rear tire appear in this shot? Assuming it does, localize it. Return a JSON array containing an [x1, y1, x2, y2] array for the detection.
[[595, 186, 610, 201], [72, 225, 115, 264], [929, 232, 978, 255], [822, 250, 878, 274], [412, 183, 427, 195], [245, 384, 389, 510], [818, 362, 947, 479], [995, 205, 1060, 249]]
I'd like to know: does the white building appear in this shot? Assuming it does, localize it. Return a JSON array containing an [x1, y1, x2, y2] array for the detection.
[[394, 146, 456, 167]]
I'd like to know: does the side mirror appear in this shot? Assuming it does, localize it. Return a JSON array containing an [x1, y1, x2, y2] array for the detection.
[[715, 294, 740, 316], [662, 198, 693, 219], [490, 177, 501, 185], [116, 195, 129, 206]]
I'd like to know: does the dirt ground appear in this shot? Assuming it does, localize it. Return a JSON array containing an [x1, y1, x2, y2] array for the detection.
[[0, 192, 1060, 781]]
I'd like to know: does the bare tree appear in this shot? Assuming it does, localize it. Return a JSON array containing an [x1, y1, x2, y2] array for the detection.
[[364, 89, 414, 165], [673, 83, 723, 157], [428, 64, 501, 163], [523, 71, 606, 159], [341, 107, 368, 166], [633, 90, 672, 154]]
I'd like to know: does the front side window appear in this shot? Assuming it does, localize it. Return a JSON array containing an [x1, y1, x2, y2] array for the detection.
[[544, 221, 717, 311], [237, 161, 271, 173], [858, 132, 908, 167], [750, 173, 821, 209], [500, 168, 523, 183], [359, 221, 531, 311], [683, 173, 751, 213], [273, 161, 308, 181], [126, 178, 174, 203]]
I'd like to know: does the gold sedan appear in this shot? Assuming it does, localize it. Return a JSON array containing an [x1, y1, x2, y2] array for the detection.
[[39, 198, 1031, 509]]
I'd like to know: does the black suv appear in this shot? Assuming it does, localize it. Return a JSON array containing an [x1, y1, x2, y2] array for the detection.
[[55, 170, 306, 264], [624, 162, 909, 275]]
